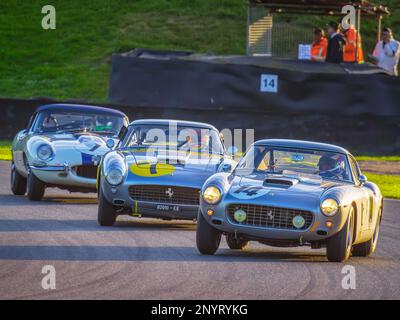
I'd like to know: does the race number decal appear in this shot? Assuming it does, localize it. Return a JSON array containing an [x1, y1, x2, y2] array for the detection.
[[230, 185, 269, 200], [130, 162, 176, 177], [260, 74, 278, 93]]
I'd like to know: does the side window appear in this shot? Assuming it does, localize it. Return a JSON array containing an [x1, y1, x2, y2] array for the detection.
[[349, 156, 361, 185]]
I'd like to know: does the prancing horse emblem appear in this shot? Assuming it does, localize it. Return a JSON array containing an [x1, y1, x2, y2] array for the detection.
[[165, 188, 174, 198], [267, 210, 274, 220]]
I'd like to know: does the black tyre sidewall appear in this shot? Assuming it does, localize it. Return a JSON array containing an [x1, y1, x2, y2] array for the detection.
[[97, 187, 116, 226], [352, 207, 382, 257], [27, 171, 45, 201], [10, 162, 26, 195], [226, 234, 249, 250], [326, 207, 354, 262], [196, 211, 221, 255]]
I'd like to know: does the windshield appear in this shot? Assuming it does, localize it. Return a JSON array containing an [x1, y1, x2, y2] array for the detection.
[[122, 124, 224, 155], [236, 145, 353, 182], [32, 111, 127, 137]]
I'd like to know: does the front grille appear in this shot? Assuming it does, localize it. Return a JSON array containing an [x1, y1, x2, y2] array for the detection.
[[129, 185, 200, 205], [227, 204, 313, 230], [74, 165, 98, 179]]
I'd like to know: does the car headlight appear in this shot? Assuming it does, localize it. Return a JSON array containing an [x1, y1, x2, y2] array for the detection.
[[203, 186, 222, 204], [106, 168, 124, 185], [37, 144, 54, 161], [321, 198, 339, 216]]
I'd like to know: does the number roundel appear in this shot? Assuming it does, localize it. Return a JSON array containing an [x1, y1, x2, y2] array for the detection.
[[129, 162, 176, 177]]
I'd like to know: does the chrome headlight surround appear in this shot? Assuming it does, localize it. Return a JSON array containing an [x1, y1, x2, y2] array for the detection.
[[202, 186, 222, 205], [37, 143, 55, 161], [103, 152, 127, 186], [320, 198, 339, 216]]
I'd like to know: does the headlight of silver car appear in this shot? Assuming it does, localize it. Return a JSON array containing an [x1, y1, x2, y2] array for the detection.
[[203, 186, 222, 204], [103, 152, 126, 186], [37, 144, 54, 161], [106, 168, 124, 185], [321, 198, 339, 216]]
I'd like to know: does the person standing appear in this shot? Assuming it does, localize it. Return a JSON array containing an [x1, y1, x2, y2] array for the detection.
[[373, 27, 400, 76], [342, 24, 364, 63], [325, 22, 346, 63], [311, 28, 328, 62]]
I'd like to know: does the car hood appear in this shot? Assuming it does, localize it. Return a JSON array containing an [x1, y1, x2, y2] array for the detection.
[[121, 148, 225, 189], [227, 173, 346, 204], [40, 132, 116, 154]]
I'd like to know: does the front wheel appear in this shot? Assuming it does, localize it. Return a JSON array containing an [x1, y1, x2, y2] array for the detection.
[[10, 162, 26, 195], [97, 188, 117, 226], [196, 211, 221, 255], [27, 171, 45, 201], [226, 234, 248, 250], [326, 206, 355, 262], [352, 207, 382, 257]]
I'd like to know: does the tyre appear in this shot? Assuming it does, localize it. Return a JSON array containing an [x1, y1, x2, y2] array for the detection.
[[326, 205, 355, 262], [226, 234, 248, 250], [97, 187, 116, 226], [196, 211, 222, 255], [10, 161, 26, 195], [352, 207, 382, 257], [27, 171, 45, 201]]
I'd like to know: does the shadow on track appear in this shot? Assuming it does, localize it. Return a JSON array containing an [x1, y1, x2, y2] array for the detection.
[[0, 194, 97, 206], [0, 219, 196, 232], [0, 245, 328, 263]]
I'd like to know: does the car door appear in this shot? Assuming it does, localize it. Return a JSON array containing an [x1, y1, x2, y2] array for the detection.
[[349, 155, 372, 231]]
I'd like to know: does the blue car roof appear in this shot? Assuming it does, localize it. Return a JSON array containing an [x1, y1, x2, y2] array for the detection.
[[129, 119, 218, 131], [254, 139, 350, 154], [36, 104, 127, 117]]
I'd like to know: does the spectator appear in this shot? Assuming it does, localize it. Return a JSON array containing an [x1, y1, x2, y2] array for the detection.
[[325, 21, 346, 63], [341, 24, 364, 63], [311, 28, 328, 62], [373, 27, 400, 76]]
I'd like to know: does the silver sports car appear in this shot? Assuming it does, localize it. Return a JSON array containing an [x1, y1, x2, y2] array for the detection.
[[196, 139, 383, 262], [97, 119, 236, 226], [11, 104, 128, 201]]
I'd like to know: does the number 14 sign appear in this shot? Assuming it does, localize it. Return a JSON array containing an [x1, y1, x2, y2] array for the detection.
[[260, 74, 278, 93]]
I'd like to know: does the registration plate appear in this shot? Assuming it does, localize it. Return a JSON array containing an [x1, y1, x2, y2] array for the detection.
[[156, 204, 180, 212]]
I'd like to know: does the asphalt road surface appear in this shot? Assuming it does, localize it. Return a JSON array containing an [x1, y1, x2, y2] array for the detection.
[[0, 160, 399, 299]]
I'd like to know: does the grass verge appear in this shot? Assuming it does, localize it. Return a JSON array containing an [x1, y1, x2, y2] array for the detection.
[[0, 141, 12, 161], [365, 173, 400, 200]]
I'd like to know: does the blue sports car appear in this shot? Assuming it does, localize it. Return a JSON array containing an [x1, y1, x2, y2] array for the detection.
[[97, 119, 236, 225], [196, 139, 383, 262]]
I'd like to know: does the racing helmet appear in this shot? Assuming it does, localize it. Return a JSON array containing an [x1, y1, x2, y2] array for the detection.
[[318, 154, 346, 177]]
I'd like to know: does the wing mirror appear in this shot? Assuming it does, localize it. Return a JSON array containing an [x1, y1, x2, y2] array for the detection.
[[106, 139, 115, 149], [222, 163, 232, 172], [359, 174, 368, 185]]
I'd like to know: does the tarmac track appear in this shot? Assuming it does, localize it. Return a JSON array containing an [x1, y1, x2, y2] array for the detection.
[[0, 161, 399, 299]]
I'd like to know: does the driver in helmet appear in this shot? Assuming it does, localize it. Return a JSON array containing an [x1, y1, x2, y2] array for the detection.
[[318, 154, 346, 180]]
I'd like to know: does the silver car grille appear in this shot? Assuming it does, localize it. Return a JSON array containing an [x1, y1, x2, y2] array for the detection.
[[129, 185, 200, 205], [227, 204, 313, 230]]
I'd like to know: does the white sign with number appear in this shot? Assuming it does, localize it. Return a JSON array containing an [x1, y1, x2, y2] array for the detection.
[[260, 74, 278, 93]]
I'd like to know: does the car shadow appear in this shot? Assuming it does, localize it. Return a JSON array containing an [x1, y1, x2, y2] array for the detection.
[[0, 219, 196, 232], [0, 245, 328, 263], [0, 194, 97, 206]]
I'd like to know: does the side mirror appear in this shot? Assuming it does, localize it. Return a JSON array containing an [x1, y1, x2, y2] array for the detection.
[[359, 174, 368, 185], [118, 125, 128, 141], [222, 163, 232, 172], [106, 139, 115, 149], [227, 146, 239, 157]]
